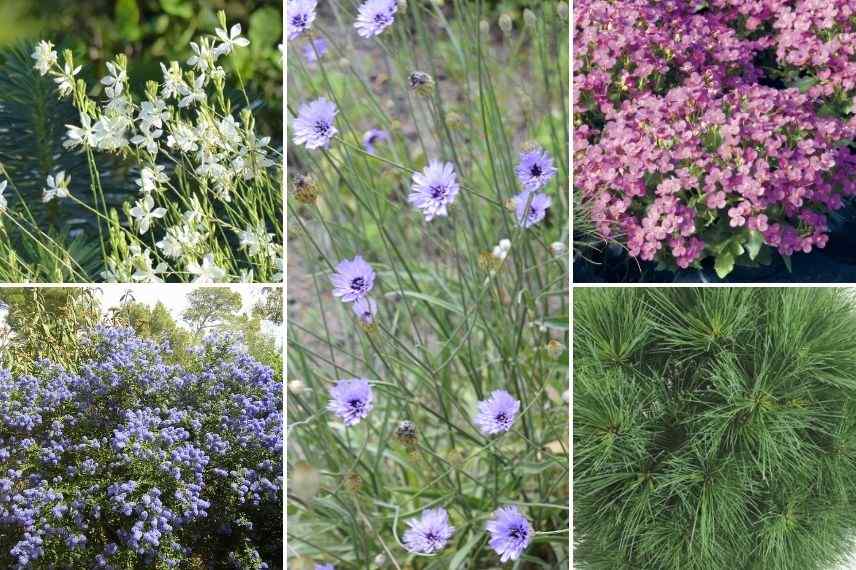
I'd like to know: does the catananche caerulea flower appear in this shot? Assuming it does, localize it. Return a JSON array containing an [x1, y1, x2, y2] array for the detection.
[[514, 190, 551, 228], [474, 389, 520, 435], [288, 0, 318, 41], [408, 160, 460, 222], [315, 564, 334, 570], [362, 128, 390, 154], [327, 378, 374, 426], [302, 37, 327, 63], [403, 507, 455, 554], [355, 0, 398, 38], [330, 255, 375, 302], [515, 147, 557, 191], [486, 506, 533, 562], [352, 296, 378, 324], [293, 98, 338, 150]]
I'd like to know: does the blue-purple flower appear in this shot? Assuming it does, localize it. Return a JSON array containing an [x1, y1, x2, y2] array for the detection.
[[515, 147, 557, 191], [355, 0, 399, 38], [352, 296, 378, 325], [315, 564, 334, 570], [362, 128, 390, 154], [486, 506, 533, 562], [408, 160, 460, 222], [288, 0, 318, 41], [327, 378, 374, 426], [330, 255, 375, 302], [302, 37, 328, 63], [514, 191, 551, 229], [293, 98, 338, 150], [474, 389, 520, 435], [403, 507, 455, 554]]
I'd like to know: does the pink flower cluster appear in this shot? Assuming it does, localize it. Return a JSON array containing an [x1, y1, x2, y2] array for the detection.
[[576, 0, 856, 272]]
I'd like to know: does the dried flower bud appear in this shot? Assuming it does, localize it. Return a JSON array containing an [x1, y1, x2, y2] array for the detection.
[[397, 0, 407, 10], [288, 380, 306, 394], [446, 111, 465, 130], [550, 242, 566, 256], [292, 174, 319, 204], [479, 19, 490, 36], [557, 2, 569, 21], [373, 553, 388, 567], [395, 420, 418, 447], [479, 251, 501, 273], [498, 13, 514, 35], [344, 471, 363, 493], [408, 71, 435, 97], [523, 9, 537, 29], [546, 339, 565, 360]]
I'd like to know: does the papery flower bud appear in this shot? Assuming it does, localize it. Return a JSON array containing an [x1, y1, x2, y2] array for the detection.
[[479, 19, 490, 36], [408, 71, 435, 97], [550, 242, 566, 256], [344, 471, 362, 493], [479, 251, 501, 273], [523, 9, 537, 29], [557, 2, 569, 21], [499, 13, 513, 35], [546, 339, 564, 360], [395, 420, 418, 447], [397, 0, 407, 10], [446, 111, 465, 130], [373, 553, 388, 567], [288, 380, 306, 394], [292, 174, 320, 204]]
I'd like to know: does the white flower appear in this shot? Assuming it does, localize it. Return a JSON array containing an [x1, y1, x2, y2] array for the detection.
[[32, 41, 57, 76], [238, 225, 272, 257], [129, 194, 167, 235], [160, 62, 186, 100], [271, 254, 284, 282], [187, 39, 217, 72], [0, 180, 7, 214], [130, 129, 162, 155], [187, 253, 227, 283], [131, 246, 169, 283], [549, 241, 566, 256], [135, 165, 168, 194], [214, 23, 250, 56], [101, 61, 126, 99], [138, 99, 170, 132], [166, 122, 199, 153], [239, 268, 254, 283], [92, 115, 130, 151], [54, 61, 81, 97], [64, 113, 96, 149], [42, 171, 71, 203], [179, 74, 207, 109], [492, 238, 511, 260]]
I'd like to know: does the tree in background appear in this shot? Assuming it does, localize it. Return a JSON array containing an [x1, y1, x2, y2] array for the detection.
[[0, 288, 100, 374], [111, 293, 193, 359], [182, 288, 243, 338], [253, 287, 283, 324], [574, 288, 856, 570]]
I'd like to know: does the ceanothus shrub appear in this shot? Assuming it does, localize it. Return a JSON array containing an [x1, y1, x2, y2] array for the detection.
[[0, 327, 282, 569]]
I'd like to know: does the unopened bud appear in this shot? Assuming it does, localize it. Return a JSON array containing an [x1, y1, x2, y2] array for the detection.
[[546, 339, 565, 360], [550, 242, 566, 256], [498, 13, 513, 35], [344, 471, 362, 493], [558, 2, 569, 21], [408, 71, 435, 97], [479, 19, 490, 36], [292, 174, 320, 204], [288, 380, 306, 394], [523, 9, 537, 29], [395, 420, 418, 447]]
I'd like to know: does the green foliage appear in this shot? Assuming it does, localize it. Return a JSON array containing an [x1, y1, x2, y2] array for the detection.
[[110, 297, 194, 357], [574, 288, 856, 570], [0, 288, 101, 373], [182, 288, 244, 336]]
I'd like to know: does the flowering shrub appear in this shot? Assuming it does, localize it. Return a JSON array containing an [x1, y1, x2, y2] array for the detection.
[[287, 0, 569, 567], [0, 9, 282, 283], [575, 0, 856, 277], [0, 327, 283, 568]]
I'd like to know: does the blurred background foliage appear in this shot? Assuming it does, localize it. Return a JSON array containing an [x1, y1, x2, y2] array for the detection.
[[0, 287, 283, 377], [0, 0, 282, 135]]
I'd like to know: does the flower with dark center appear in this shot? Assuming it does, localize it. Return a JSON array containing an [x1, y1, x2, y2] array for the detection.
[[486, 506, 533, 562], [408, 160, 460, 221], [327, 379, 374, 426], [474, 389, 520, 435], [287, 0, 318, 41], [514, 190, 551, 229], [355, 0, 399, 38], [330, 255, 375, 303], [362, 128, 390, 154], [515, 147, 557, 191], [403, 507, 455, 554], [293, 98, 338, 150]]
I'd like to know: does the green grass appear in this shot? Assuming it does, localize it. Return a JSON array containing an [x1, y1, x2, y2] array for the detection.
[[286, 1, 569, 568]]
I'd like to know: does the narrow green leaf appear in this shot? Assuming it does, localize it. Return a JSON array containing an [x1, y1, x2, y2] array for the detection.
[[746, 230, 764, 260], [449, 532, 482, 570]]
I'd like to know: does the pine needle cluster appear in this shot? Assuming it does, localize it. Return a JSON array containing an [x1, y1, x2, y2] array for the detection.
[[574, 288, 856, 570]]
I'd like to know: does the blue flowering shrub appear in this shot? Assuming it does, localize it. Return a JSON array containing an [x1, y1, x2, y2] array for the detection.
[[287, 1, 569, 567], [0, 327, 283, 569]]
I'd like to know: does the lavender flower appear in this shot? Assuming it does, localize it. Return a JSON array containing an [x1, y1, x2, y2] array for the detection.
[[475, 389, 520, 435], [293, 98, 338, 150], [327, 379, 374, 426], [514, 191, 551, 229], [486, 506, 533, 562], [352, 297, 378, 324], [362, 128, 390, 154], [403, 507, 455, 554], [330, 255, 375, 302], [408, 160, 460, 222], [316, 565, 334, 570], [355, 0, 399, 38], [515, 147, 557, 191], [288, 0, 318, 41], [302, 37, 327, 63]]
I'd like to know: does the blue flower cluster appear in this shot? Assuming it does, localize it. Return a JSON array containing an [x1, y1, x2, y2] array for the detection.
[[0, 327, 282, 569]]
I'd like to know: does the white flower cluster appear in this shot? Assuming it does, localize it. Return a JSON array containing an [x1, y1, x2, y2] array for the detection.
[[29, 13, 282, 284]]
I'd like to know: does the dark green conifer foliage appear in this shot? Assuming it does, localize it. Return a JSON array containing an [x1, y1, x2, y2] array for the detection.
[[574, 288, 856, 570]]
